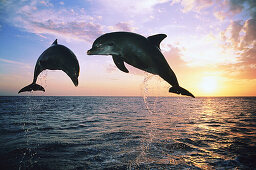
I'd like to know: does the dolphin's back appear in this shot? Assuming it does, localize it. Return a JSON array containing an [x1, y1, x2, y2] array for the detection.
[[38, 45, 79, 72], [106, 32, 158, 68], [111, 33, 174, 75]]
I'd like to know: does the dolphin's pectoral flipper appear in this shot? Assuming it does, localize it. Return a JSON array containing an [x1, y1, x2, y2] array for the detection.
[[147, 34, 167, 48], [18, 83, 45, 93], [169, 86, 195, 98], [112, 55, 129, 73]]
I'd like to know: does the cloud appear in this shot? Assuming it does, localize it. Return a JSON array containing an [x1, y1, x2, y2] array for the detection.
[[0, 0, 170, 43], [227, 0, 244, 15], [172, 0, 256, 21], [1, 0, 103, 42], [106, 63, 118, 73], [92, 0, 171, 26], [39, 0, 53, 7], [17, 18, 103, 42], [220, 61, 256, 80], [96, 0, 169, 13], [221, 19, 256, 79], [212, 1, 256, 79], [224, 19, 256, 53], [163, 44, 186, 67], [227, 0, 256, 18], [172, 0, 213, 13], [108, 22, 137, 32], [0, 58, 32, 69], [222, 20, 243, 48], [241, 44, 256, 64], [240, 19, 256, 48], [214, 11, 226, 21], [230, 21, 243, 43], [217, 0, 256, 20]]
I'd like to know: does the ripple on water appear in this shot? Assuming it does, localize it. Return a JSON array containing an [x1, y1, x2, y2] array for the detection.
[[0, 96, 256, 169]]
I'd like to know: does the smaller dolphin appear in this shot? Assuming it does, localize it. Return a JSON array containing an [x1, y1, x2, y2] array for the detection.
[[18, 39, 80, 93], [87, 32, 195, 98]]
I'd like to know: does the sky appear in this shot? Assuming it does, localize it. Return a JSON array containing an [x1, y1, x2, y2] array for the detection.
[[0, 0, 256, 96]]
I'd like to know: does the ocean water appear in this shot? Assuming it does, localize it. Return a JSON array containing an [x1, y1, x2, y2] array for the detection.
[[0, 96, 256, 169]]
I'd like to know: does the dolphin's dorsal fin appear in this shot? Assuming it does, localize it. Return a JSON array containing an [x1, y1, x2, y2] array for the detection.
[[52, 39, 58, 45], [112, 55, 129, 73], [147, 34, 167, 48]]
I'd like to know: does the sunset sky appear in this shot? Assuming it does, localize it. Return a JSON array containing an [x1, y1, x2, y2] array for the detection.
[[0, 0, 256, 96]]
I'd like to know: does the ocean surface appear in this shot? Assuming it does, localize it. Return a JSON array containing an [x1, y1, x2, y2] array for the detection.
[[0, 96, 256, 169]]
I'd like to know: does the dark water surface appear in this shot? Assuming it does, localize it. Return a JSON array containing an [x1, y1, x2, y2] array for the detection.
[[0, 96, 256, 169]]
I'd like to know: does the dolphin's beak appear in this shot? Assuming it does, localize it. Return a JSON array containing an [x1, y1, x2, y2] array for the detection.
[[87, 47, 98, 55], [71, 77, 78, 87], [87, 49, 92, 55]]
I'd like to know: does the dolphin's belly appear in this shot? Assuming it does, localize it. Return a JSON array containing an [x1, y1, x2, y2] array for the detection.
[[144, 67, 158, 75], [122, 44, 158, 72], [123, 55, 156, 74], [39, 57, 61, 70], [123, 45, 179, 86]]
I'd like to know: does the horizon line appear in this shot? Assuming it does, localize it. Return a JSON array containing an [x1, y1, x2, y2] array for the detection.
[[1, 95, 256, 98]]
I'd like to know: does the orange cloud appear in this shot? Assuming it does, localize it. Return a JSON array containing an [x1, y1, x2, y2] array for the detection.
[[221, 19, 256, 79], [241, 19, 256, 48]]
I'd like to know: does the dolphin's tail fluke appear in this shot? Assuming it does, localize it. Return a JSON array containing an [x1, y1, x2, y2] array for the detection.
[[169, 86, 195, 98], [18, 83, 45, 93]]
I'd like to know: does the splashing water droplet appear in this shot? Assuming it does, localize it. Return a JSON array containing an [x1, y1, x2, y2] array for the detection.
[[141, 72, 154, 113], [141, 72, 165, 113], [38, 70, 48, 91]]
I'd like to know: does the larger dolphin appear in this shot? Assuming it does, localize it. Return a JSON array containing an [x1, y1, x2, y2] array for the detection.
[[18, 39, 80, 93], [87, 32, 195, 98]]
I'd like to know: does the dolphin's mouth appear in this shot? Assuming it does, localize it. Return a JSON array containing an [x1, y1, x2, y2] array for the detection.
[[87, 47, 105, 55], [87, 47, 113, 55], [87, 49, 92, 55], [87, 48, 96, 55]]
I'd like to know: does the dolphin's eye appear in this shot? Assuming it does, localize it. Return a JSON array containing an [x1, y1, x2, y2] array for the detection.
[[96, 44, 102, 48]]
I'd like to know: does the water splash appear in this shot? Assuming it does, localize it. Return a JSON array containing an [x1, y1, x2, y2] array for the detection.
[[19, 97, 38, 169], [18, 70, 57, 169], [132, 73, 168, 168], [18, 96, 46, 169], [141, 72, 166, 113], [38, 70, 48, 90], [141, 73, 153, 113]]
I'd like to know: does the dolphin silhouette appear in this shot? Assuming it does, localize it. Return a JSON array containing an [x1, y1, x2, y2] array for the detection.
[[87, 32, 195, 98], [18, 39, 80, 93]]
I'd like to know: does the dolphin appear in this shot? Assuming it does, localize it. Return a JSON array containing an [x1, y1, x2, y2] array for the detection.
[[87, 32, 195, 98], [18, 39, 80, 93]]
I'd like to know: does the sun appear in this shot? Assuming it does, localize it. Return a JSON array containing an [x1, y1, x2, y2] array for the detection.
[[200, 76, 218, 94]]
